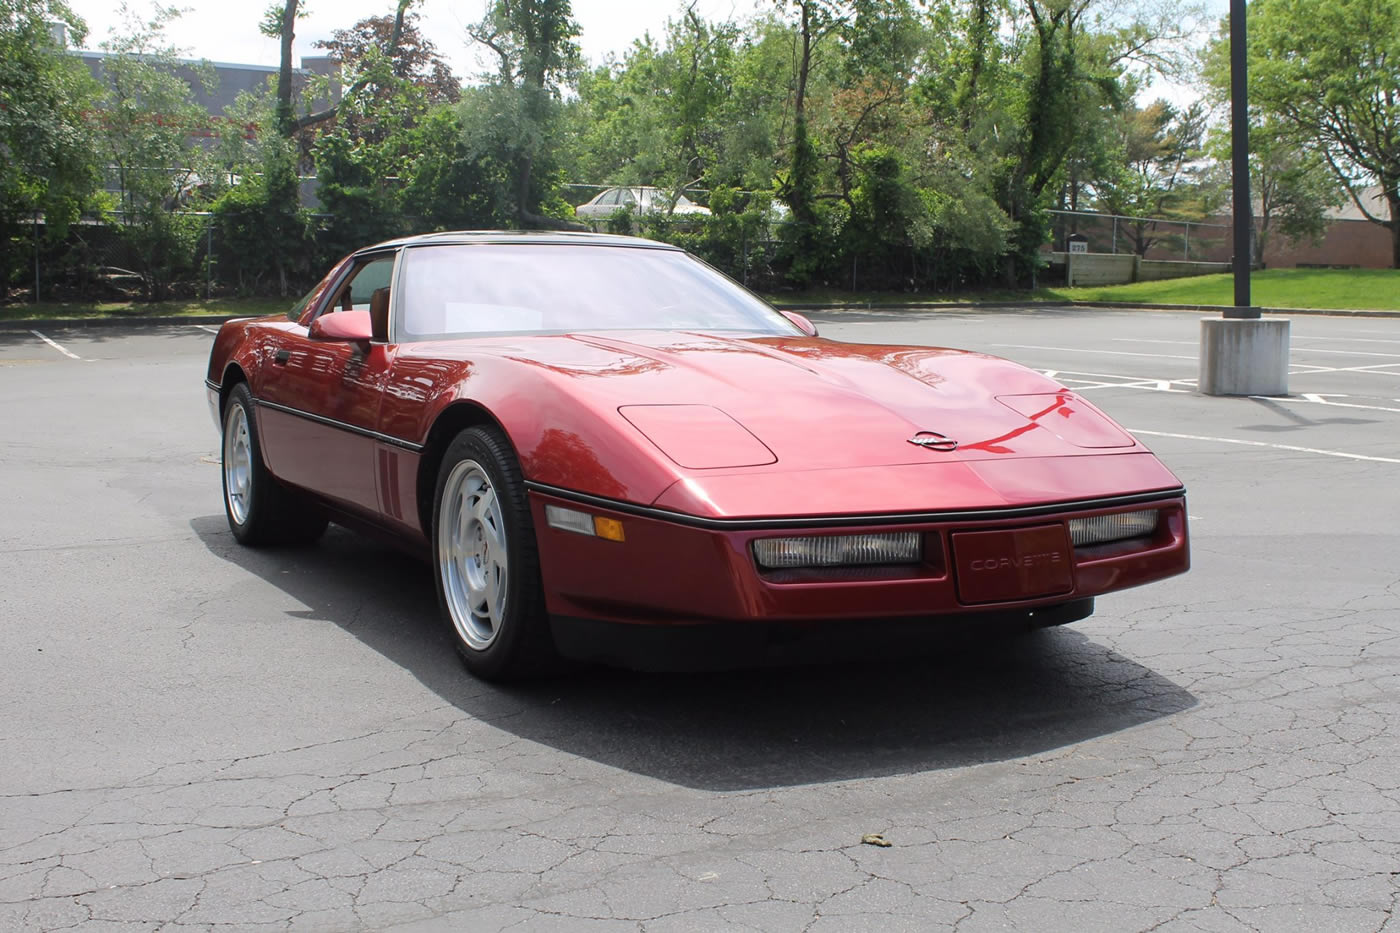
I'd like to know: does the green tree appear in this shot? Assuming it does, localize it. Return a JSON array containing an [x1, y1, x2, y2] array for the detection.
[[0, 0, 102, 292], [267, 0, 420, 138], [312, 10, 460, 145], [1202, 118, 1343, 266], [772, 0, 848, 235], [211, 132, 311, 296], [936, 0, 1206, 281], [400, 107, 516, 231], [1207, 0, 1399, 266], [1245, 126, 1343, 265], [1090, 100, 1212, 256], [92, 6, 217, 299], [467, 0, 583, 229]]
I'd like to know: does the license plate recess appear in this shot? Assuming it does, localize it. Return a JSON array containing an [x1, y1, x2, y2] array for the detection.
[[951, 524, 1074, 605]]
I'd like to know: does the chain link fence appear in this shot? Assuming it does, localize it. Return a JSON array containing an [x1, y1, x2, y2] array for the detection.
[[7, 212, 342, 304], [1048, 209, 1232, 262], [11, 197, 1128, 303]]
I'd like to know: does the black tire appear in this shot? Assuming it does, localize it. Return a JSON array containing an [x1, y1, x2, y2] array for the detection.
[[220, 383, 328, 547], [431, 426, 555, 681]]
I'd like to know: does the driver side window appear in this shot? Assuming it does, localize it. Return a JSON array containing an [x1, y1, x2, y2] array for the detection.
[[313, 253, 396, 343], [328, 256, 395, 313]]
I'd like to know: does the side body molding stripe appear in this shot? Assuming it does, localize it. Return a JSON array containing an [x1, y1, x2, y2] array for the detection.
[[252, 396, 426, 453]]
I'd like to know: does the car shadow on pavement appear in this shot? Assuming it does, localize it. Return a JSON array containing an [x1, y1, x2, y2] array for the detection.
[[193, 517, 1196, 792]]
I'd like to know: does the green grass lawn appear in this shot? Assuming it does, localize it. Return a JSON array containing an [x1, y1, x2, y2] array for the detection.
[[0, 296, 290, 322], [1045, 268, 1400, 311]]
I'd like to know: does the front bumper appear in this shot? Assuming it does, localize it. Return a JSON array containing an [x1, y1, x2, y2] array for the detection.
[[529, 490, 1189, 627]]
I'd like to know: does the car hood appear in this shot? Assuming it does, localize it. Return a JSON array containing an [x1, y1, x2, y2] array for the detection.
[[489, 330, 1140, 468], [410, 329, 1181, 517]]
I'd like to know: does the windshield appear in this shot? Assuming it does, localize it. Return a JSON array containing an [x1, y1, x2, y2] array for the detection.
[[397, 243, 800, 339]]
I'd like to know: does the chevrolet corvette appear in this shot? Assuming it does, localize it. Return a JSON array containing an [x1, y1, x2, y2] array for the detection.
[[205, 232, 1189, 680]]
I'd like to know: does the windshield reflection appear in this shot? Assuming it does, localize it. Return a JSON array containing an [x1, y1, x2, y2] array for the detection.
[[397, 244, 801, 340]]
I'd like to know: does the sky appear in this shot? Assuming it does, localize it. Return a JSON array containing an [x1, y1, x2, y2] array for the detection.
[[67, 0, 759, 75]]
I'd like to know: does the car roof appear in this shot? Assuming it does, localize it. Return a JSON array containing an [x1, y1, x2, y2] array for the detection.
[[360, 230, 683, 253]]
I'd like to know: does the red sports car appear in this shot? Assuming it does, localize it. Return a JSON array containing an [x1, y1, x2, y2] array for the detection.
[[206, 232, 1189, 680]]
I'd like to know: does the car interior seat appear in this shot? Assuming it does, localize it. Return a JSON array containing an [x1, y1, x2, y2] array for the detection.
[[369, 287, 390, 342]]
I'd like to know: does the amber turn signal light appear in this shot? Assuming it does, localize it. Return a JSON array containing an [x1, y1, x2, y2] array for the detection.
[[593, 517, 625, 542]]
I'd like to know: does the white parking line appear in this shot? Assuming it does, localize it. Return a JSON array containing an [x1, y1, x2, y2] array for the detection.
[[1114, 337, 1400, 358], [1295, 335, 1400, 345], [994, 343, 1197, 361], [1290, 347, 1400, 359], [1038, 369, 1193, 393], [29, 330, 84, 361], [1129, 429, 1400, 464], [195, 325, 221, 335], [1040, 364, 1400, 413], [1289, 362, 1400, 377], [1289, 394, 1400, 414]]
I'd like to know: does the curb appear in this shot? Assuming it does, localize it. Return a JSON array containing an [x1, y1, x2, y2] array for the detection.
[[1063, 301, 1400, 318], [787, 301, 1400, 318], [775, 300, 1036, 312]]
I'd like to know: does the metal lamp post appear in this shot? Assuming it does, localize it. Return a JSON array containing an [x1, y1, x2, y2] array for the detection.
[[1227, 0, 1255, 318], [1199, 0, 1291, 397]]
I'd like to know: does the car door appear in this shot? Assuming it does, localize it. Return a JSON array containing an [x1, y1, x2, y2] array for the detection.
[[578, 188, 619, 225], [255, 251, 398, 516]]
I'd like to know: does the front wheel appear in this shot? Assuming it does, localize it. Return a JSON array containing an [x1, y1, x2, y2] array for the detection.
[[221, 383, 328, 546], [433, 426, 554, 680]]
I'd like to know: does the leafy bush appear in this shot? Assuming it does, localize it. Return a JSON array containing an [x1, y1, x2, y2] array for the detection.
[[210, 137, 315, 296]]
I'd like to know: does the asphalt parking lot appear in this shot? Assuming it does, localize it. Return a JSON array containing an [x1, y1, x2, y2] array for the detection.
[[1, 308, 1397, 932]]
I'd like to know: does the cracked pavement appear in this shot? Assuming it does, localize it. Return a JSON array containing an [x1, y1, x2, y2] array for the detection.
[[0, 311, 1397, 931]]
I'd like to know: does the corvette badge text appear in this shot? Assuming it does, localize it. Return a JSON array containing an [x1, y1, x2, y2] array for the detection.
[[969, 551, 1064, 571]]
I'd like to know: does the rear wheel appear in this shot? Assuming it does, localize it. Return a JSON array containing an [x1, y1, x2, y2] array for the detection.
[[221, 383, 328, 546], [432, 426, 554, 680]]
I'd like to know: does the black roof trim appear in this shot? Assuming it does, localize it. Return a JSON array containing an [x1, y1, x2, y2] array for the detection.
[[359, 230, 682, 253]]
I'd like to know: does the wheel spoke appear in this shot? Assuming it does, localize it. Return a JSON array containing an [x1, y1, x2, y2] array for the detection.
[[473, 486, 497, 525], [457, 490, 472, 541], [481, 515, 505, 555], [483, 566, 500, 617], [469, 582, 489, 615]]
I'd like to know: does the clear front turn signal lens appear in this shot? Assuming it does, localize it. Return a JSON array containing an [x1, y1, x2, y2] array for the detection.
[[1069, 509, 1159, 546], [752, 532, 921, 570], [545, 505, 595, 536]]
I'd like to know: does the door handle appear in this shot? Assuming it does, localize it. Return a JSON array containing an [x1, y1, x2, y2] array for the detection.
[[274, 349, 290, 365]]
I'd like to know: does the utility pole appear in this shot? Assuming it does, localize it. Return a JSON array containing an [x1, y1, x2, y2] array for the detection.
[[1226, 0, 1254, 318], [1198, 0, 1290, 396]]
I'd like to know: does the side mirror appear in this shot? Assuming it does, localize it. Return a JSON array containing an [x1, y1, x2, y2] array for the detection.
[[309, 310, 373, 343], [781, 310, 818, 337]]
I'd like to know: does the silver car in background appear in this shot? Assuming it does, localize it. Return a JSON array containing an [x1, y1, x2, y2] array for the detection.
[[574, 186, 712, 229]]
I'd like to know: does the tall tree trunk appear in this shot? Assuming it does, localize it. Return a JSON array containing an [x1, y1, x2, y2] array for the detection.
[[788, 1, 817, 230], [276, 0, 298, 135], [958, 0, 993, 132]]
